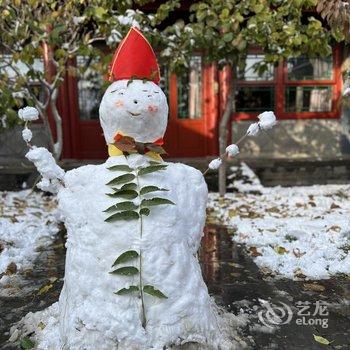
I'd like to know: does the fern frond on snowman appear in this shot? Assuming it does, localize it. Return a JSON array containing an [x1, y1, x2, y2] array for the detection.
[[19, 28, 239, 350]]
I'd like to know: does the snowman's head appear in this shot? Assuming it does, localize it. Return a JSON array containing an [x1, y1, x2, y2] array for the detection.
[[99, 79, 168, 144]]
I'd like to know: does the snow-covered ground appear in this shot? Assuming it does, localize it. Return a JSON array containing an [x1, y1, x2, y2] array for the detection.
[[208, 163, 350, 280], [0, 190, 60, 285]]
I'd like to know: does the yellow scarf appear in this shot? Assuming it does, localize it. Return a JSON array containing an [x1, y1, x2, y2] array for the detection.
[[108, 144, 162, 161]]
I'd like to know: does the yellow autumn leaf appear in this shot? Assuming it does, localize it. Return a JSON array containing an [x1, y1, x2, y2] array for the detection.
[[274, 246, 288, 254], [38, 283, 53, 296], [37, 322, 46, 330], [313, 334, 332, 345]]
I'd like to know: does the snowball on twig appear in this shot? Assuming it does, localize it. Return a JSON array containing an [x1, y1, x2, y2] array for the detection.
[[246, 122, 260, 136], [208, 158, 222, 170], [258, 111, 276, 130], [25, 147, 65, 180], [18, 107, 39, 121], [246, 111, 277, 136], [226, 144, 239, 158], [22, 128, 33, 143]]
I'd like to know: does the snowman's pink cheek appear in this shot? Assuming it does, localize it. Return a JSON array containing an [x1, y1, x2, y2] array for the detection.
[[148, 105, 158, 114], [115, 100, 124, 108]]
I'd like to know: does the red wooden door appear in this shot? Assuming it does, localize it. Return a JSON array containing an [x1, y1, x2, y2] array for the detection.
[[164, 59, 219, 158], [61, 57, 219, 160]]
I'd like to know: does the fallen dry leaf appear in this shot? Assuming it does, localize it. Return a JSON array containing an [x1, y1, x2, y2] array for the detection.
[[38, 283, 53, 296], [303, 283, 326, 292], [293, 248, 306, 258], [249, 246, 262, 257], [294, 268, 307, 279], [5, 262, 17, 275], [266, 206, 280, 213], [274, 246, 289, 255], [330, 203, 341, 210], [313, 334, 332, 345], [327, 225, 341, 233]]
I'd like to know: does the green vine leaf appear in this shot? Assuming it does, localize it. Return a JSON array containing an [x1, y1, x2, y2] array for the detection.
[[110, 266, 139, 275], [115, 285, 139, 295], [138, 164, 168, 176], [141, 198, 175, 207], [143, 285, 168, 298], [140, 186, 169, 195], [105, 210, 139, 222], [106, 173, 135, 186], [112, 250, 139, 267], [106, 190, 138, 199], [104, 201, 138, 212], [107, 165, 133, 172], [140, 208, 150, 216]]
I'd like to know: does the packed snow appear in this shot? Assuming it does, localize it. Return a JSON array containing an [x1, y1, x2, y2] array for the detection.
[[25, 148, 64, 180], [226, 144, 240, 158], [55, 155, 232, 349], [9, 301, 248, 350], [209, 158, 222, 170], [208, 163, 350, 280], [0, 190, 60, 285], [257, 111, 276, 130], [22, 127, 33, 143], [245, 111, 277, 137], [246, 123, 260, 136], [18, 107, 39, 121]]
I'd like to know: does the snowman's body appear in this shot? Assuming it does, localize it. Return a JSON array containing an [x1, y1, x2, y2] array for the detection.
[[57, 154, 220, 349], [25, 29, 226, 349]]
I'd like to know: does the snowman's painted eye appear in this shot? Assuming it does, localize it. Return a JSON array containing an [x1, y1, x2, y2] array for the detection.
[[110, 89, 125, 95], [154, 91, 159, 94]]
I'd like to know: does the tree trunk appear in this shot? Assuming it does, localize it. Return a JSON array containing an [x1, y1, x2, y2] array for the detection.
[[218, 65, 237, 196], [36, 104, 55, 154], [50, 88, 63, 160]]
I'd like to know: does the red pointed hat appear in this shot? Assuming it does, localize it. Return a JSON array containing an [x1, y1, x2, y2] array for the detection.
[[109, 27, 160, 84]]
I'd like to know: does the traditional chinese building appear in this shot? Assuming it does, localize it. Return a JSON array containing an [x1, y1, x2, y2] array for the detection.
[[56, 43, 349, 161]]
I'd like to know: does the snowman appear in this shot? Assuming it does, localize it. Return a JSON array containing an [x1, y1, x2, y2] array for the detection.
[[21, 27, 226, 350]]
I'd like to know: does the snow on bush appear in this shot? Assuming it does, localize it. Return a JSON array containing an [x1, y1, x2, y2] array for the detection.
[[208, 164, 350, 280], [0, 190, 59, 282], [18, 107, 39, 121]]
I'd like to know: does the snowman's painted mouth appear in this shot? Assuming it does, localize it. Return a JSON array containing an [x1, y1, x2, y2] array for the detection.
[[128, 111, 141, 117]]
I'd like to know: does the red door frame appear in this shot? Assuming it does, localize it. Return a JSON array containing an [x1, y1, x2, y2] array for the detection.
[[165, 62, 219, 158], [60, 66, 107, 160]]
